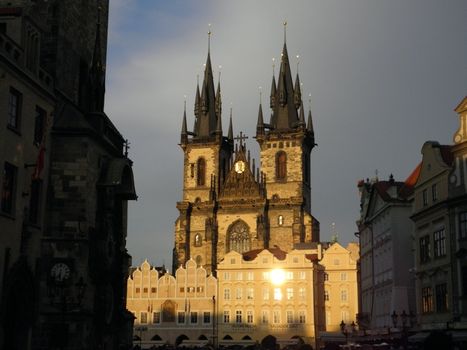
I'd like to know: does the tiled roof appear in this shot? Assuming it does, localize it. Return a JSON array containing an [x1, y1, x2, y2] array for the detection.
[[242, 247, 287, 261], [398, 162, 421, 198]]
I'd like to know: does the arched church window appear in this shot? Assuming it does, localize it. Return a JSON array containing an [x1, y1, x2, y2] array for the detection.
[[194, 234, 202, 247], [228, 220, 250, 253], [276, 151, 287, 180], [197, 158, 206, 186]]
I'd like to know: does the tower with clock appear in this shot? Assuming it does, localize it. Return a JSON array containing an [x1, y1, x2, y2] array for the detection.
[[174, 32, 319, 275]]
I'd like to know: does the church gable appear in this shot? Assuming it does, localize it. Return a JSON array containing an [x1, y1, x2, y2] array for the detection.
[[220, 145, 265, 199]]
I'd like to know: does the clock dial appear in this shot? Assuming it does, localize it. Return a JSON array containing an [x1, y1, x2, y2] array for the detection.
[[50, 262, 71, 283], [234, 161, 246, 174]]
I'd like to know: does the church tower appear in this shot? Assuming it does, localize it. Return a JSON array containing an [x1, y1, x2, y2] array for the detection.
[[255, 29, 318, 248], [175, 34, 234, 274]]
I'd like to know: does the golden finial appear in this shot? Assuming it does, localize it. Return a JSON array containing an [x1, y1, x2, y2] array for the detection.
[[208, 23, 212, 52], [283, 21, 287, 43], [218, 65, 222, 82], [197, 74, 199, 85], [259, 86, 262, 104], [272, 57, 276, 76], [308, 93, 312, 109], [296, 54, 300, 73], [184, 95, 187, 111]]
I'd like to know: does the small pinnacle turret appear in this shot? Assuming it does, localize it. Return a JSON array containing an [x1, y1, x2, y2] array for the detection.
[[294, 74, 301, 109], [307, 109, 314, 134], [256, 102, 265, 137], [298, 101, 306, 128], [181, 102, 188, 144], [89, 7, 105, 112]]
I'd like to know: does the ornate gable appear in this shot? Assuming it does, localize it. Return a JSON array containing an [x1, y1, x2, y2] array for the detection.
[[219, 145, 265, 199]]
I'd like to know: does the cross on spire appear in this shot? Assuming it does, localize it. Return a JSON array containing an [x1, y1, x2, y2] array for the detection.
[[283, 21, 287, 44], [234, 131, 249, 148]]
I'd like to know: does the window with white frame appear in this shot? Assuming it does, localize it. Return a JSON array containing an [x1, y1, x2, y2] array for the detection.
[[274, 288, 282, 301], [223, 310, 230, 323], [247, 287, 254, 300], [261, 310, 269, 324], [263, 288, 269, 300], [299, 310, 306, 323], [235, 310, 242, 323], [286, 310, 294, 324], [224, 288, 231, 300], [247, 310, 253, 323], [273, 310, 280, 324], [236, 288, 242, 300], [286, 288, 293, 300]]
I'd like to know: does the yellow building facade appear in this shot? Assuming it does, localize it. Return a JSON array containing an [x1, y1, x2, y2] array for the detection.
[[320, 242, 359, 332], [217, 247, 325, 349], [127, 260, 217, 348]]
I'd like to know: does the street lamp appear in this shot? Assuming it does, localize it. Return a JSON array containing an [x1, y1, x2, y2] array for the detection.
[[340, 320, 356, 345], [391, 310, 414, 350]]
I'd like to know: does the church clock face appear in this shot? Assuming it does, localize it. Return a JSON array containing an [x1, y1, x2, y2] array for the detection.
[[50, 262, 71, 283], [234, 161, 246, 174]]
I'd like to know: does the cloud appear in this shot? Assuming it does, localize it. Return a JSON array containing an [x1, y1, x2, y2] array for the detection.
[[106, 0, 467, 267]]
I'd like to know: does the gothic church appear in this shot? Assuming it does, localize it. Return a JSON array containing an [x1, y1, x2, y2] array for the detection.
[[173, 32, 319, 275]]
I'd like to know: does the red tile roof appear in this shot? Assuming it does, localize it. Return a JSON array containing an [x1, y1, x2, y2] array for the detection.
[[242, 247, 287, 261]]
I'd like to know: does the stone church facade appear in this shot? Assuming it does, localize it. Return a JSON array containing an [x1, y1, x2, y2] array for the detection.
[[174, 35, 319, 275]]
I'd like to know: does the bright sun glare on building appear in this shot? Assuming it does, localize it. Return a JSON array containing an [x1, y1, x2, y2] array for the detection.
[[271, 269, 285, 285]]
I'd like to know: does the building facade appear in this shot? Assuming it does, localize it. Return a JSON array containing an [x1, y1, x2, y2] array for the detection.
[[320, 242, 359, 332], [356, 173, 417, 330], [411, 96, 467, 332], [173, 32, 319, 275], [0, 1, 137, 349], [127, 260, 217, 348]]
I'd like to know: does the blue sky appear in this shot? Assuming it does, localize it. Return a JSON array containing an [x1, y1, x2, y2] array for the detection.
[[105, 0, 467, 268]]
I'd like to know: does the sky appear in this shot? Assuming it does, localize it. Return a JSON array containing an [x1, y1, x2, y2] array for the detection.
[[104, 0, 467, 268]]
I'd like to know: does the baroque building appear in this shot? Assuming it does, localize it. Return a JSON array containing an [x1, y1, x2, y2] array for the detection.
[[411, 96, 467, 334], [0, 1, 136, 349], [174, 32, 318, 275], [356, 172, 418, 330]]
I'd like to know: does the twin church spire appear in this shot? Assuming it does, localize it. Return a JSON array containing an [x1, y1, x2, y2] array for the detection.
[[181, 24, 315, 146]]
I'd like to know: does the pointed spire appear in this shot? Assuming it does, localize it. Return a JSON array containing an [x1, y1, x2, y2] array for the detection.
[[194, 75, 200, 117], [228, 107, 233, 141], [89, 6, 105, 112], [181, 99, 188, 144], [294, 72, 302, 109], [299, 100, 306, 127], [215, 68, 222, 118], [270, 58, 277, 109], [271, 24, 299, 130], [193, 26, 218, 139], [257, 102, 264, 135], [307, 97, 314, 135]]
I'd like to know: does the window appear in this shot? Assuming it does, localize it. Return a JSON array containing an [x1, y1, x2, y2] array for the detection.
[[261, 310, 269, 324], [263, 272, 270, 280], [324, 290, 329, 301], [203, 311, 211, 324], [194, 234, 202, 247], [236, 288, 242, 300], [263, 288, 269, 300], [1, 163, 17, 215], [433, 229, 446, 258], [196, 286, 204, 293], [246, 287, 254, 300], [29, 180, 42, 224], [7, 88, 21, 130], [140, 312, 148, 324], [460, 212, 467, 239], [420, 235, 431, 263], [247, 310, 253, 323], [276, 151, 287, 180], [432, 184, 438, 202], [341, 290, 348, 302], [286, 271, 293, 280], [153, 312, 161, 324], [190, 163, 195, 178], [324, 272, 329, 281], [286, 310, 294, 324], [235, 310, 242, 323], [236, 272, 243, 280], [435, 283, 448, 312], [228, 220, 250, 253], [422, 286, 434, 313], [274, 288, 282, 301], [247, 272, 254, 280], [135, 288, 140, 294], [224, 288, 231, 300], [273, 310, 280, 324], [177, 311, 185, 324], [298, 287, 305, 300], [286, 288, 293, 300], [34, 106, 46, 145], [278, 215, 284, 226], [223, 310, 230, 323], [190, 312, 198, 324], [333, 259, 340, 265], [151, 287, 156, 293], [341, 273, 347, 281], [223, 272, 231, 281], [422, 189, 428, 206], [298, 310, 306, 323], [298, 271, 306, 280], [197, 158, 206, 186], [341, 310, 349, 322], [180, 287, 185, 293]]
